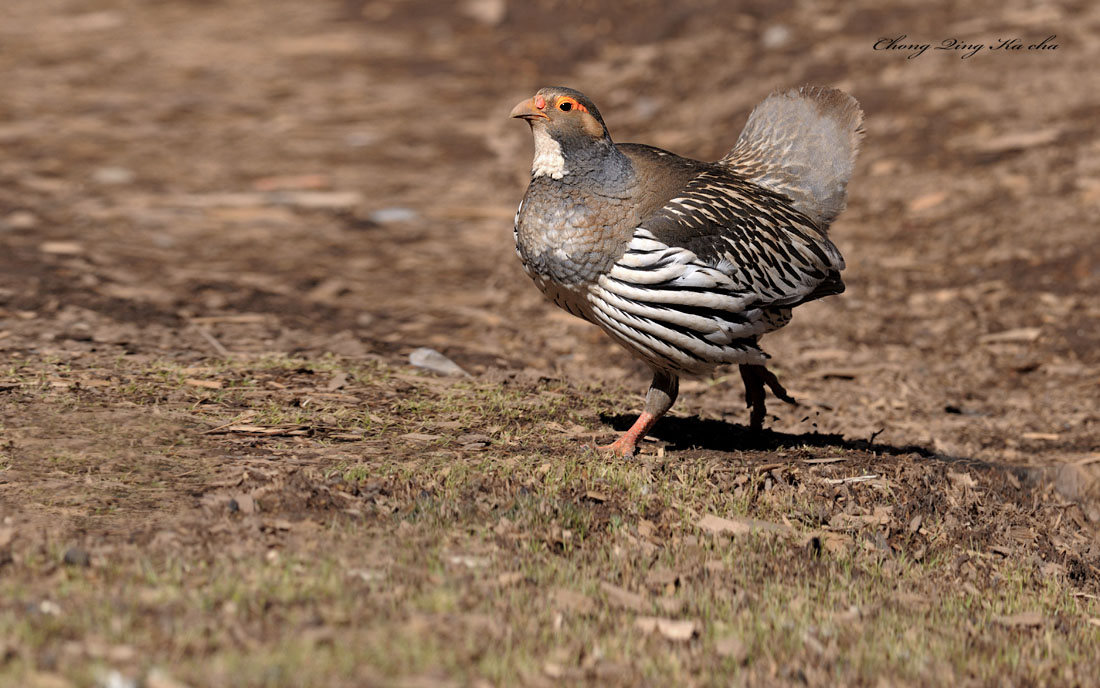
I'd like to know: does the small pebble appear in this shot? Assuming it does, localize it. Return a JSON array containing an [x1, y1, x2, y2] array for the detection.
[[3, 210, 39, 230], [92, 166, 136, 185], [63, 546, 91, 567], [344, 132, 378, 147], [762, 24, 790, 48], [409, 347, 470, 377], [369, 207, 418, 224]]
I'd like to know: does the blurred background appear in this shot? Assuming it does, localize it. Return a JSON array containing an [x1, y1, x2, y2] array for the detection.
[[1, 0, 1097, 462]]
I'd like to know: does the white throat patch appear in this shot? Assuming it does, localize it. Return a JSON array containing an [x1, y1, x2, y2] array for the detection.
[[531, 125, 567, 179]]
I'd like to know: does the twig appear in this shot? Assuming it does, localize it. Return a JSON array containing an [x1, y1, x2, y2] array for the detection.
[[172, 467, 205, 478], [200, 411, 257, 435], [823, 474, 878, 485], [192, 324, 231, 358], [189, 314, 268, 325]]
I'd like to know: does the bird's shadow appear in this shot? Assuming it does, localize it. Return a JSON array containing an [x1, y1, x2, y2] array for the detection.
[[601, 412, 929, 455], [599, 412, 1029, 476]]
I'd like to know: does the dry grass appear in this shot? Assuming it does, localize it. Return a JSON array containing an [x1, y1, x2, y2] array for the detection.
[[1, 354, 1096, 687]]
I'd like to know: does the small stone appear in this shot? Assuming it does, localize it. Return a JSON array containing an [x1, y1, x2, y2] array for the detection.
[[275, 190, 362, 209], [1055, 463, 1096, 502], [3, 210, 39, 230], [143, 668, 192, 688], [92, 166, 135, 185], [38, 600, 62, 616], [409, 347, 471, 377], [994, 611, 1043, 628], [97, 669, 136, 688], [762, 24, 790, 48], [344, 132, 378, 147], [369, 207, 418, 224], [62, 547, 90, 567], [634, 616, 696, 641], [715, 634, 748, 662], [228, 494, 255, 515], [462, 0, 506, 25], [39, 241, 83, 255]]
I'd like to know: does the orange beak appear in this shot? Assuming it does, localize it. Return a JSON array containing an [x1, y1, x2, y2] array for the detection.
[[510, 95, 549, 121]]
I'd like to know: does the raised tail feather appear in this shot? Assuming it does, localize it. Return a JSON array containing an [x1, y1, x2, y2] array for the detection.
[[722, 86, 864, 229]]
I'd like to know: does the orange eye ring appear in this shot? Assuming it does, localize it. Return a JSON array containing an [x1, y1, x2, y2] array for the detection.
[[556, 97, 587, 113]]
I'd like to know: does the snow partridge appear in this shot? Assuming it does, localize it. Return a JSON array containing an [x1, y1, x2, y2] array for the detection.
[[510, 86, 863, 457]]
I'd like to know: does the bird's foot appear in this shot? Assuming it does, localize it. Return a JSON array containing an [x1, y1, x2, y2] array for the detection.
[[597, 436, 637, 458], [739, 364, 797, 431], [594, 411, 659, 459], [760, 366, 796, 405]]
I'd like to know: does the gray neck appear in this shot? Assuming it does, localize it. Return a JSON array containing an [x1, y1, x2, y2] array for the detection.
[[567, 136, 634, 189], [531, 126, 634, 193]]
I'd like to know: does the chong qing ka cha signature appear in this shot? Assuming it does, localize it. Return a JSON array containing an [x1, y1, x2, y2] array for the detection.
[[875, 35, 1058, 59]]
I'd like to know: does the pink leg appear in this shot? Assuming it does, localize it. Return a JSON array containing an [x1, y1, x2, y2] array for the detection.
[[599, 411, 659, 457], [598, 370, 678, 458]]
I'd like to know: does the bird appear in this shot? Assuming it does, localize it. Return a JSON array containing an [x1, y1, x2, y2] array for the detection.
[[510, 86, 863, 457]]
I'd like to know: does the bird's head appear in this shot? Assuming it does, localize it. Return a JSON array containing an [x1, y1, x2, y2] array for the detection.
[[510, 87, 611, 179], [510, 87, 608, 138]]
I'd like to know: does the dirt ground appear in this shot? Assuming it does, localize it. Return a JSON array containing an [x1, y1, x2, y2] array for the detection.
[[1, 0, 1098, 686]]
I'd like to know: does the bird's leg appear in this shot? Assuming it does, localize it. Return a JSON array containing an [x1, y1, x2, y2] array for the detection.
[[738, 364, 796, 431], [600, 370, 679, 458]]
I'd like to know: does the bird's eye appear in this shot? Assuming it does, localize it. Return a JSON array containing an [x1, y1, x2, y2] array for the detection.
[[558, 101, 573, 112]]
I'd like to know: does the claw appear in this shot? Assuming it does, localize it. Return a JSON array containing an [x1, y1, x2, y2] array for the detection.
[[597, 437, 636, 458], [761, 367, 796, 405], [739, 364, 797, 431], [594, 410, 657, 459]]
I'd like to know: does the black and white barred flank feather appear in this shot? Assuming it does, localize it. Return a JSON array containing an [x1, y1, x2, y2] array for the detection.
[[513, 86, 863, 377], [583, 170, 843, 374], [588, 228, 766, 374]]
